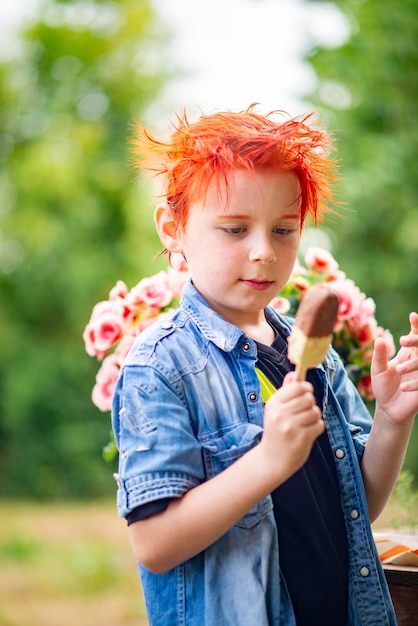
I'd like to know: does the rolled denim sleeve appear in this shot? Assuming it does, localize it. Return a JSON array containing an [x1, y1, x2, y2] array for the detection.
[[112, 364, 205, 518]]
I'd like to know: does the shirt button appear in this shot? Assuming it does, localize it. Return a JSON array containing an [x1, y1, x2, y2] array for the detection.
[[162, 322, 174, 330], [360, 566, 370, 577], [335, 448, 345, 459], [349, 509, 359, 520], [248, 392, 258, 402], [242, 342, 251, 352]]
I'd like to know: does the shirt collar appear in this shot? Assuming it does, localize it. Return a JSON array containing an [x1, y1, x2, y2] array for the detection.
[[180, 279, 245, 352]]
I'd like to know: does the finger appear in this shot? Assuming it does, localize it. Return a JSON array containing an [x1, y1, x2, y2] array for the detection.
[[400, 312, 418, 348], [396, 355, 418, 377], [283, 392, 318, 416], [308, 412, 325, 437], [269, 384, 314, 409], [371, 337, 390, 376], [282, 371, 297, 385], [297, 408, 323, 428], [410, 311, 418, 334]]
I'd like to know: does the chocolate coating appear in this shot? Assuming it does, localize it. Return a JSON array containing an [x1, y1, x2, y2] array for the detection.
[[295, 285, 339, 337]]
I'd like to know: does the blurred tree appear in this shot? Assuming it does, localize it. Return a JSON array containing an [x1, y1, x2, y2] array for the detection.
[[305, 0, 418, 476], [0, 0, 174, 498]]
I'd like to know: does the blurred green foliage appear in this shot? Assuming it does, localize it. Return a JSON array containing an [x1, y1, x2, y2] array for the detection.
[[305, 0, 418, 475], [0, 0, 417, 498], [0, 0, 172, 498]]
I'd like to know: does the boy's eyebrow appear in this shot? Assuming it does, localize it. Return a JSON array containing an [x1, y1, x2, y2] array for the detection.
[[215, 214, 250, 219]]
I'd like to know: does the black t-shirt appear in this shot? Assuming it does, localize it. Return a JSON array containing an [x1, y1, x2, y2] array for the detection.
[[256, 325, 348, 626], [127, 320, 349, 625]]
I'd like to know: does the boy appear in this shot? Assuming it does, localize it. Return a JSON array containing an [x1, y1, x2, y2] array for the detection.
[[112, 106, 418, 625]]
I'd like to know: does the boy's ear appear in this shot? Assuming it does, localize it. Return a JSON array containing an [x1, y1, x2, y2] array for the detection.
[[154, 203, 183, 253]]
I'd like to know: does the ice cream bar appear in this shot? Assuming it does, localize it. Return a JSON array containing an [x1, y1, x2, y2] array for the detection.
[[288, 285, 339, 381]]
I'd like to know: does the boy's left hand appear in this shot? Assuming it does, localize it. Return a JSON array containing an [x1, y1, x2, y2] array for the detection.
[[371, 311, 418, 424]]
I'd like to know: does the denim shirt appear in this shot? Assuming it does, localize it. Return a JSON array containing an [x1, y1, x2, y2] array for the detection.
[[112, 279, 396, 626]]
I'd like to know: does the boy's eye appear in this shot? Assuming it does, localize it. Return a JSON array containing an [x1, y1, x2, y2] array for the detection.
[[223, 227, 245, 235], [274, 227, 295, 235], [222, 226, 296, 236]]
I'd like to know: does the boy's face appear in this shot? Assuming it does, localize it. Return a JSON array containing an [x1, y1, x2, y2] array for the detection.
[[162, 168, 301, 330]]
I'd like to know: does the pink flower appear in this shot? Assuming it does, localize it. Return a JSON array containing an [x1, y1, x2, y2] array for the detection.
[[325, 269, 346, 282], [288, 275, 311, 292], [352, 320, 377, 347], [327, 279, 364, 322], [357, 374, 374, 401], [114, 327, 139, 365], [126, 271, 173, 311], [107, 281, 137, 326], [354, 297, 376, 327], [83, 300, 127, 359], [167, 266, 189, 298], [114, 318, 160, 366], [92, 355, 120, 412], [109, 280, 129, 301], [304, 247, 339, 276], [344, 297, 378, 347], [270, 296, 291, 315]]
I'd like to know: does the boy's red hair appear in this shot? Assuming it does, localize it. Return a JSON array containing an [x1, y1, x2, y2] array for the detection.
[[131, 105, 337, 231]]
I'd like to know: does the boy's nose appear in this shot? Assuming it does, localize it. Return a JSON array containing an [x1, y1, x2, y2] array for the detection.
[[248, 235, 276, 264]]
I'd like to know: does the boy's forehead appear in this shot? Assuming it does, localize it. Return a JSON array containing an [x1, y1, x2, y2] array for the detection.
[[211, 166, 300, 188], [188, 168, 301, 220], [204, 168, 301, 203]]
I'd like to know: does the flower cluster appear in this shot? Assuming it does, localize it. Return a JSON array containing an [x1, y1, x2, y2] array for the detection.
[[274, 247, 395, 400], [83, 253, 189, 413], [84, 247, 395, 418]]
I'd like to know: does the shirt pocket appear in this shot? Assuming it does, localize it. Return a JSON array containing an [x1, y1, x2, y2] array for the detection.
[[200, 422, 273, 529]]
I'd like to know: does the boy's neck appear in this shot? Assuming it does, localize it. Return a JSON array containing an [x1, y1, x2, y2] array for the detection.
[[240, 317, 276, 346]]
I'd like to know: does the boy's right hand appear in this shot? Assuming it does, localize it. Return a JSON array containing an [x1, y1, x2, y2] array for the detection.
[[259, 371, 324, 486]]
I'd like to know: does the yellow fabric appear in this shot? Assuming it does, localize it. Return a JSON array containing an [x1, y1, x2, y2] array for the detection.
[[256, 368, 277, 403]]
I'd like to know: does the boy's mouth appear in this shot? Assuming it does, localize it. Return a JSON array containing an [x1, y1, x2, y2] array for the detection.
[[240, 279, 274, 291]]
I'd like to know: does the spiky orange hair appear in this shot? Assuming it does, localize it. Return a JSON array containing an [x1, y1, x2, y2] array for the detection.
[[131, 104, 337, 230]]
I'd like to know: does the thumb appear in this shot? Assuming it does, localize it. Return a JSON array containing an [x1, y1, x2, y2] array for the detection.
[[371, 337, 390, 376]]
